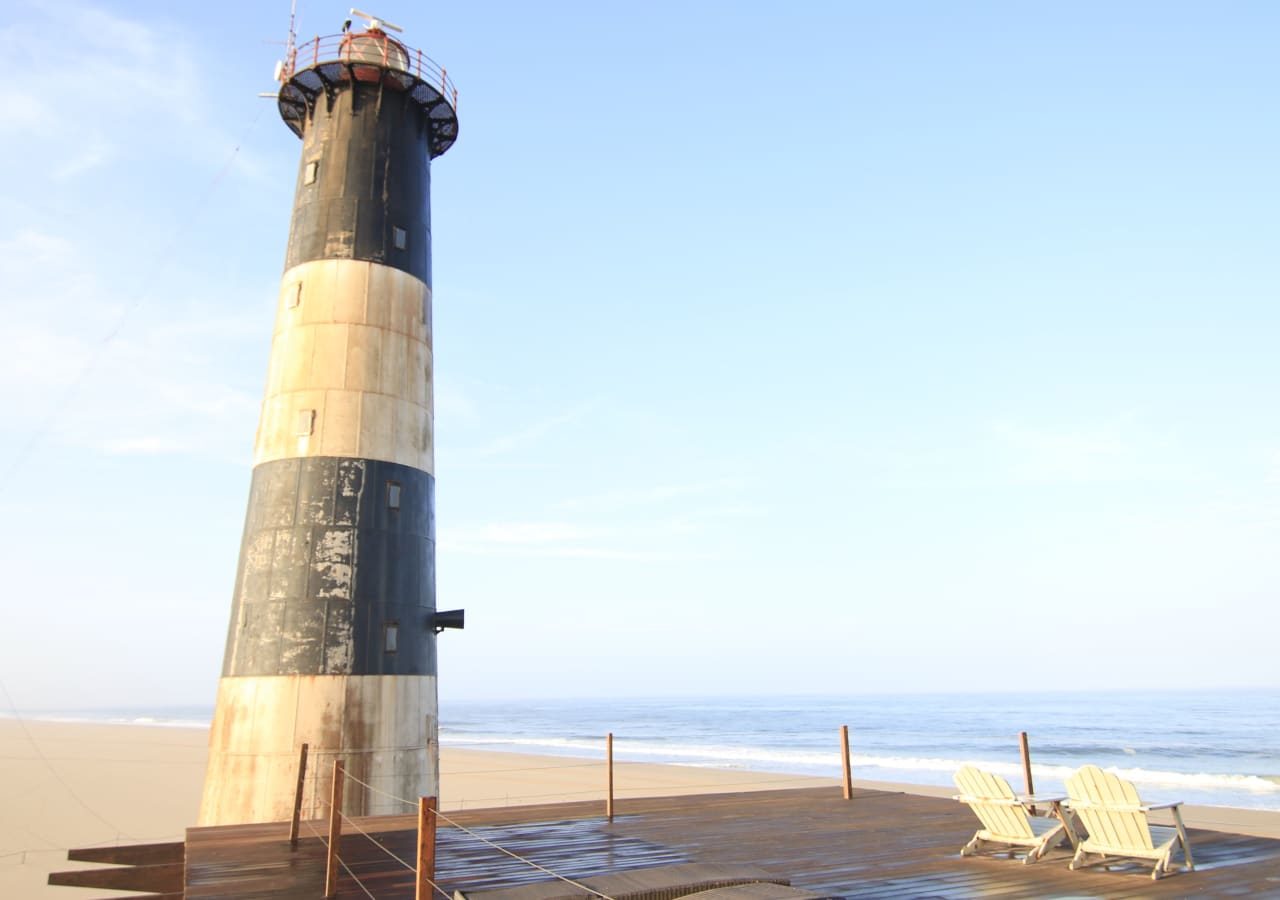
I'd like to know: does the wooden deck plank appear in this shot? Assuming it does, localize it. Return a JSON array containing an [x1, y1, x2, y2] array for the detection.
[[66, 841, 185, 866], [181, 786, 1280, 899], [46, 862, 184, 892]]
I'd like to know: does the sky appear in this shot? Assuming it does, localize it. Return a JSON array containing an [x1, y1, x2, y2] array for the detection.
[[1, 1, 1277, 710]]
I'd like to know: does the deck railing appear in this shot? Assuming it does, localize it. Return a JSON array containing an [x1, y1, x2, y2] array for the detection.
[[284, 32, 458, 111]]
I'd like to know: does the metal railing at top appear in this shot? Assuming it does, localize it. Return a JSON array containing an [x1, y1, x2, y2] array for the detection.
[[284, 31, 458, 111]]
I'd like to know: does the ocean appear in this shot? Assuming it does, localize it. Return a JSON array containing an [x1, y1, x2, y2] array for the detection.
[[438, 691, 1280, 812], [14, 689, 1278, 811]]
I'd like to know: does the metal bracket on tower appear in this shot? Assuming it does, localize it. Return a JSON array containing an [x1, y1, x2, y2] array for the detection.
[[429, 609, 465, 635]]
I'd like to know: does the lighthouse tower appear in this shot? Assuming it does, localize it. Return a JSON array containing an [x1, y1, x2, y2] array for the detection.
[[200, 14, 460, 825]]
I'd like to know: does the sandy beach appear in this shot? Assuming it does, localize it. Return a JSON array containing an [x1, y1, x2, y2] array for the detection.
[[3, 719, 1277, 899]]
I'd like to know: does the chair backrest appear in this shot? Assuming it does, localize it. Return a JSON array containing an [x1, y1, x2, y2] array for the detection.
[[1065, 765, 1154, 851], [954, 765, 1033, 840]]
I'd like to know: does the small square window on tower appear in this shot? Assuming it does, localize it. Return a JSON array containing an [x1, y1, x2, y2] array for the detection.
[[286, 282, 302, 309], [303, 160, 319, 185], [387, 481, 402, 510], [295, 408, 316, 436], [392, 226, 407, 250], [384, 622, 399, 653]]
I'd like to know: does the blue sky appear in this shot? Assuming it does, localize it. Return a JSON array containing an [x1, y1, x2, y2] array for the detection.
[[1, 1, 1277, 709]]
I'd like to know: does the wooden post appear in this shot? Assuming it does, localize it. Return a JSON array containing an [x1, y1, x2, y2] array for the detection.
[[840, 725, 853, 800], [289, 743, 309, 849], [605, 732, 615, 821], [1019, 731, 1036, 815], [325, 759, 345, 898], [416, 796, 437, 900]]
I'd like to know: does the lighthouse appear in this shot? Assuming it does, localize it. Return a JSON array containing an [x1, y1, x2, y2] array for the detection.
[[200, 12, 460, 825]]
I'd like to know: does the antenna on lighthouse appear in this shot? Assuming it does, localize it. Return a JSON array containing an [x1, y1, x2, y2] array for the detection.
[[270, 0, 298, 84], [285, 0, 298, 70], [350, 8, 404, 33]]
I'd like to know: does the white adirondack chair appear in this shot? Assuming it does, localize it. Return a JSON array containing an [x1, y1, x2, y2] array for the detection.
[[1064, 764, 1195, 880], [953, 765, 1069, 863]]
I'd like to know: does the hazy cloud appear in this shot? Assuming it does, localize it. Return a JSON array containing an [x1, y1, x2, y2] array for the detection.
[[0, 227, 264, 463], [990, 418, 1178, 484], [555, 477, 745, 511], [473, 403, 595, 458], [0, 3, 267, 180], [440, 518, 721, 561]]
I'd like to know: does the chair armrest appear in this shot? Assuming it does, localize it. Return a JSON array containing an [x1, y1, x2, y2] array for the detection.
[[1068, 800, 1181, 814], [954, 794, 1024, 807], [1018, 795, 1065, 804]]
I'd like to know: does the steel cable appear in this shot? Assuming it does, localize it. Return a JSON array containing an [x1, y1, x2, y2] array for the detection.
[[332, 806, 451, 900], [336, 769, 616, 900], [306, 808, 379, 900]]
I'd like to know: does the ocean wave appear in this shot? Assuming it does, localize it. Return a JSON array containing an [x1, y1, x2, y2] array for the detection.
[[439, 733, 1280, 796], [440, 734, 610, 755], [1102, 767, 1280, 795], [112, 716, 212, 728], [1031, 741, 1272, 761], [1, 711, 212, 729]]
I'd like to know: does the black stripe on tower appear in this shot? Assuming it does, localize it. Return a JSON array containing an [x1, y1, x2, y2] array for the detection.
[[222, 456, 436, 678], [285, 80, 433, 285]]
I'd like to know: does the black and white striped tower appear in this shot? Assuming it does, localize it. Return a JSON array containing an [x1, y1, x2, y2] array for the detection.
[[200, 14, 461, 825]]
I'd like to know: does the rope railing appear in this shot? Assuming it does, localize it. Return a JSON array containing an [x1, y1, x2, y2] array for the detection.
[[440, 774, 839, 809], [291, 732, 850, 819], [431, 805, 616, 900], [305, 816, 378, 900], [284, 728, 1083, 896], [312, 793, 452, 900], [321, 766, 617, 900], [333, 804, 416, 870], [340, 769, 419, 810], [298, 755, 614, 900]]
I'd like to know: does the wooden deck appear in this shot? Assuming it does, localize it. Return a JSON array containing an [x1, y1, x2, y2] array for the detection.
[[181, 786, 1280, 899]]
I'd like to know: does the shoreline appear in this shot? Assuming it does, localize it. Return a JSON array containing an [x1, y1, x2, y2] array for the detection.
[[3, 719, 1279, 898], [439, 745, 1280, 839]]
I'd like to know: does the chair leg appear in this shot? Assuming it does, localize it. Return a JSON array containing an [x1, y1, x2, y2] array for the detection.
[[1172, 807, 1195, 872], [1033, 822, 1067, 863]]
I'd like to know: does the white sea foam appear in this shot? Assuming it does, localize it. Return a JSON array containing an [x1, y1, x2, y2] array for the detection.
[[11, 692, 1277, 810], [0, 711, 212, 729], [440, 733, 1280, 797]]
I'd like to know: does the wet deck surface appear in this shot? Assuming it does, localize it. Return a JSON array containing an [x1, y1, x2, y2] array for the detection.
[[184, 786, 1280, 899]]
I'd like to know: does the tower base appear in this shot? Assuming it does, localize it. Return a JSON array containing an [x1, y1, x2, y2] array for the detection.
[[199, 674, 437, 825]]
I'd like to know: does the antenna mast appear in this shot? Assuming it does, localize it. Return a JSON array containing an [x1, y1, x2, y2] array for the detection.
[[284, 0, 298, 79]]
